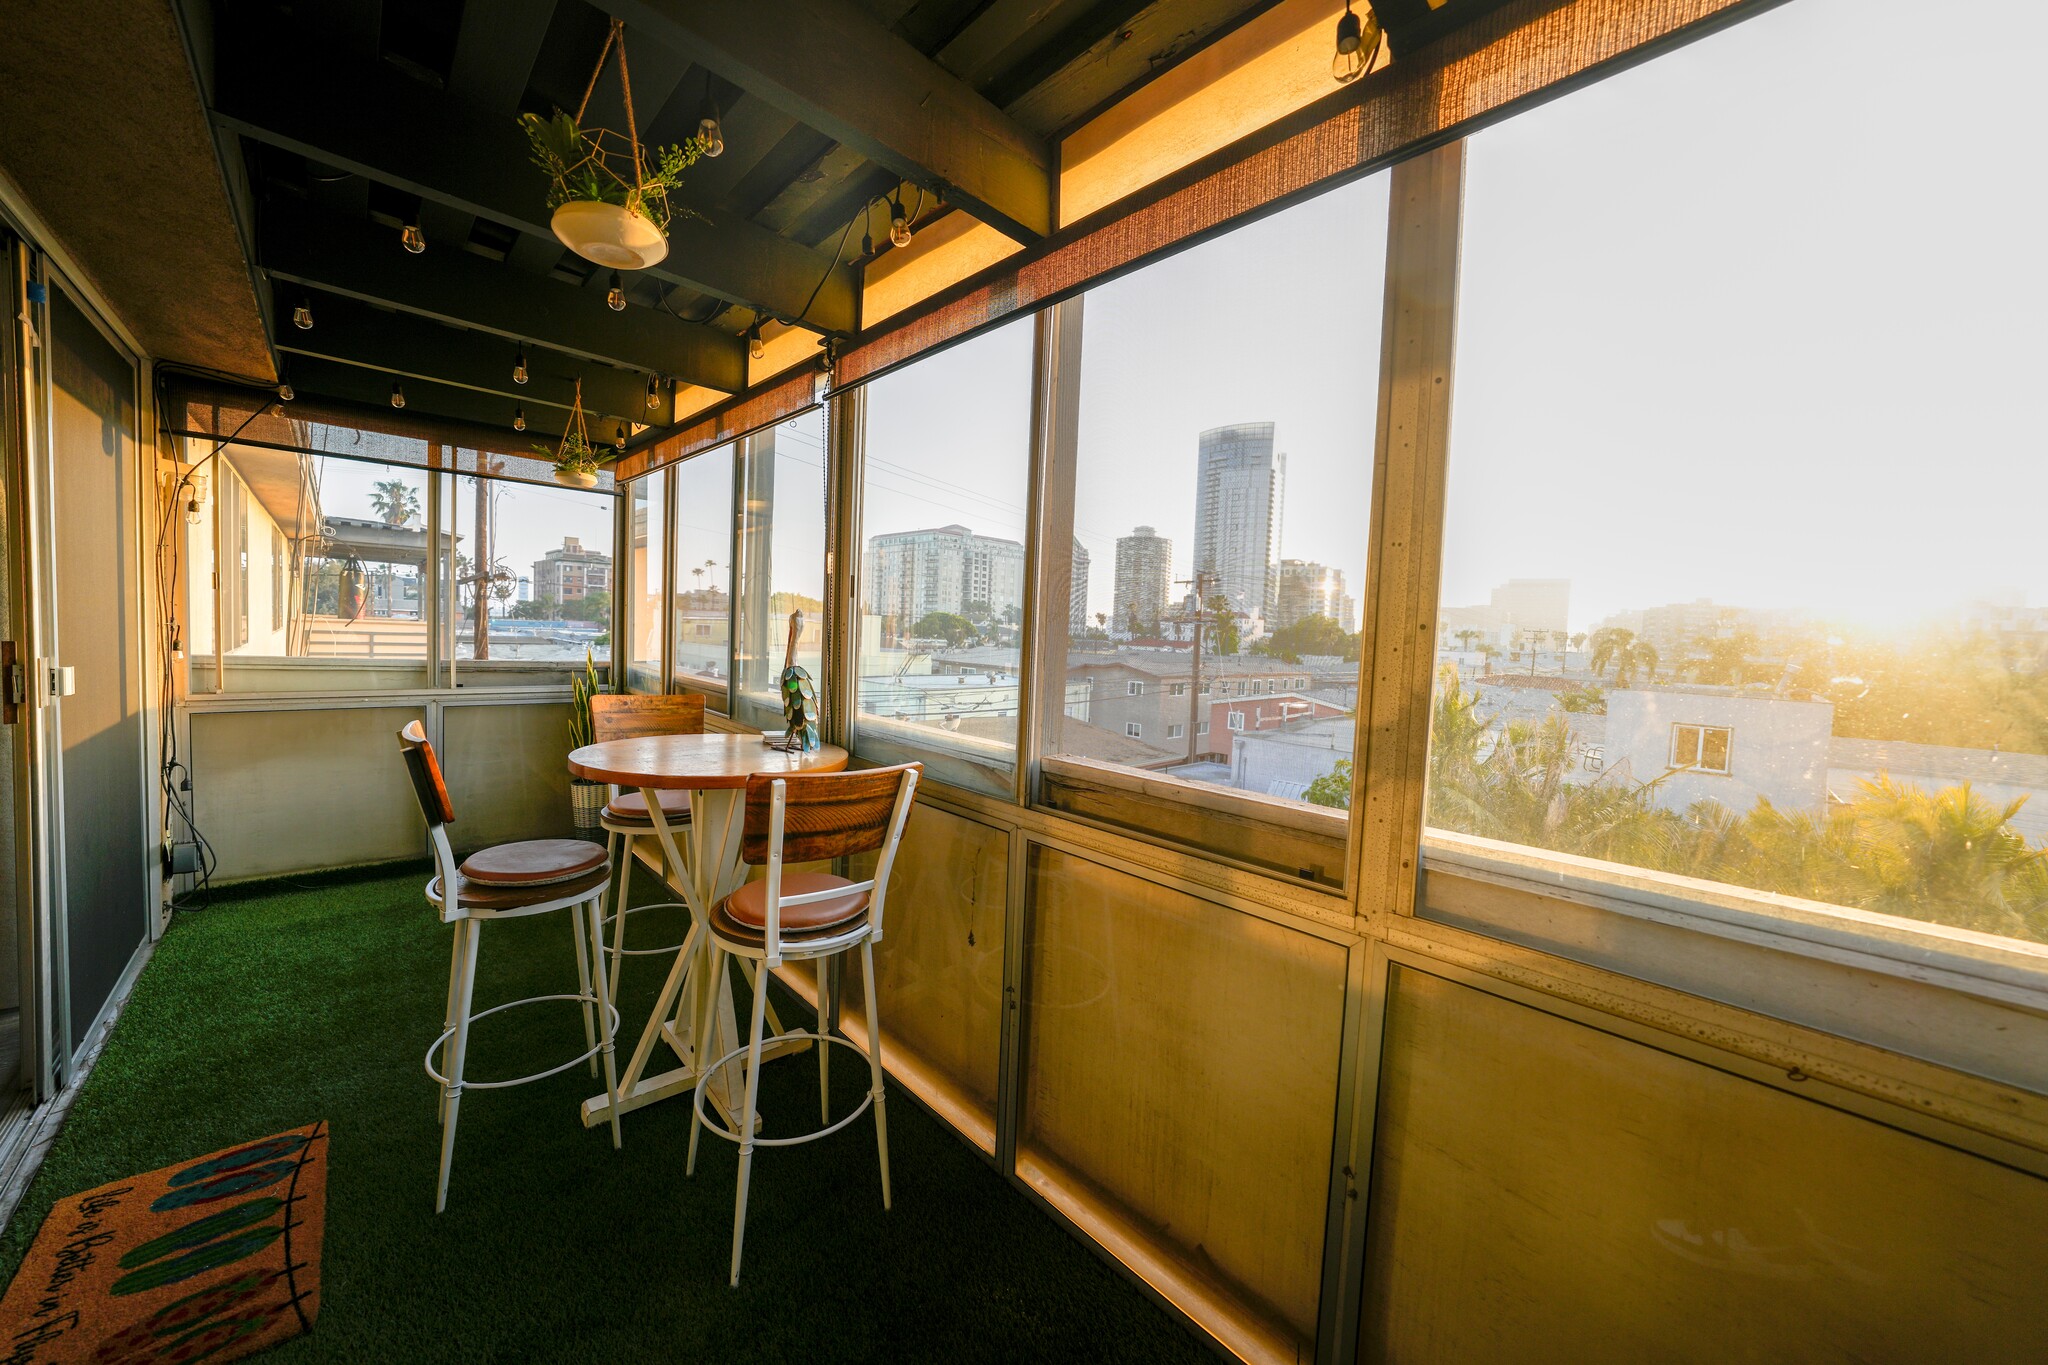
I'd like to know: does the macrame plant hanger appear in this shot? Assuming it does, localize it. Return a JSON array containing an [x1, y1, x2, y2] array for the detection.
[[573, 20, 646, 218]]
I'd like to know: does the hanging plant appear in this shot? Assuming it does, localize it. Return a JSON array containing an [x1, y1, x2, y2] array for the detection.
[[519, 19, 707, 271], [539, 379, 616, 488]]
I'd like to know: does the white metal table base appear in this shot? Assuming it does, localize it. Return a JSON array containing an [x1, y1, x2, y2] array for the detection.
[[581, 784, 808, 1129]]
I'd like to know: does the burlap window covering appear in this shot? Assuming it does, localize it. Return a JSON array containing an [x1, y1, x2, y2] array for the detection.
[[161, 376, 616, 492], [612, 369, 817, 483]]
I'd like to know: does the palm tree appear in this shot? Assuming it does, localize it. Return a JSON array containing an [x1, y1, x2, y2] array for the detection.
[[1589, 626, 1659, 688], [369, 479, 420, 527], [1454, 628, 1481, 653]]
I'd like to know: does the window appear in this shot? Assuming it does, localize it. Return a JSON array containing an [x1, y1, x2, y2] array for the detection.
[[452, 474, 612, 668], [1424, 0, 2048, 949], [1126, 722, 1143, 738], [187, 452, 431, 688], [1039, 174, 1387, 885], [1168, 723, 1184, 740], [734, 410, 825, 731], [1197, 720, 1209, 736], [1170, 682, 1187, 697], [1228, 711, 1245, 733], [1670, 724, 1732, 776], [1127, 680, 1144, 697], [623, 469, 666, 691], [851, 317, 1035, 794], [671, 444, 735, 698]]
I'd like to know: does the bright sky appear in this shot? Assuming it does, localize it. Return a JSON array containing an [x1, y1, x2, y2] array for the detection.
[[1442, 0, 2048, 633]]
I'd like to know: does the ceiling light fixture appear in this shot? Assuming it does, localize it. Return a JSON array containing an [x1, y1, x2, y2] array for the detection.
[[513, 348, 529, 385], [746, 321, 764, 360], [277, 381, 294, 402], [390, 381, 406, 409], [1332, 1, 1380, 84], [607, 270, 627, 311], [513, 405, 526, 432], [697, 79, 725, 158], [401, 217, 426, 254], [614, 423, 627, 453], [292, 299, 313, 330], [646, 374, 661, 409], [888, 192, 912, 249]]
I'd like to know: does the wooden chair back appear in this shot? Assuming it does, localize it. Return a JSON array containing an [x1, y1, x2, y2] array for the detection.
[[590, 693, 706, 744], [741, 764, 920, 867], [397, 720, 455, 827]]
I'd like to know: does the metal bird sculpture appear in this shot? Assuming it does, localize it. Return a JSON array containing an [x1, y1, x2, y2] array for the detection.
[[778, 609, 819, 753]]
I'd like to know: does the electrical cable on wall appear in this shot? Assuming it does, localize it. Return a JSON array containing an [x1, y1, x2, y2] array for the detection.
[[152, 364, 276, 911]]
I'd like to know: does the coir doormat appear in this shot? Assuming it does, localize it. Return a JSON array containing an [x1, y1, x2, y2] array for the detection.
[[0, 1121, 327, 1364]]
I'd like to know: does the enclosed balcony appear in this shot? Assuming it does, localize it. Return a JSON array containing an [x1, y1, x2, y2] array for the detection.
[[0, 1, 2044, 1361]]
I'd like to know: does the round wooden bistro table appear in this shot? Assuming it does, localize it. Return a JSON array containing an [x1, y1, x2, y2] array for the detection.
[[567, 732, 848, 1131]]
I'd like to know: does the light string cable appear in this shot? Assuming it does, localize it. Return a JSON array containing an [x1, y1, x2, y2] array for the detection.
[[151, 367, 276, 911]]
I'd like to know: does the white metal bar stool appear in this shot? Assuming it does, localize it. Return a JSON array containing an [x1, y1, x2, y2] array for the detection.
[[398, 721, 623, 1212], [686, 761, 921, 1285], [590, 693, 704, 1007]]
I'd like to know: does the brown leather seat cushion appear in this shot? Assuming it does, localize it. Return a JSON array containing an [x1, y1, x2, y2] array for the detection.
[[430, 865, 609, 912], [603, 788, 692, 824], [459, 838, 608, 886], [712, 872, 869, 947]]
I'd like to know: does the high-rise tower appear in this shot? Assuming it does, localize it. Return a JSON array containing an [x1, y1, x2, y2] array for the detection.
[[1191, 423, 1284, 626], [1112, 526, 1173, 635]]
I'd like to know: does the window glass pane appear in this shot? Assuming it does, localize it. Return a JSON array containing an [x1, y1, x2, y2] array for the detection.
[[624, 469, 666, 691], [852, 317, 1034, 795], [734, 410, 825, 730], [1428, 0, 2048, 948], [191, 453, 432, 688], [452, 473, 613, 668], [1042, 173, 1387, 881], [672, 446, 734, 698]]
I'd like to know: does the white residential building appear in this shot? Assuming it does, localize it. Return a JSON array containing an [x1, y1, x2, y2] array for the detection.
[[1192, 422, 1284, 624]]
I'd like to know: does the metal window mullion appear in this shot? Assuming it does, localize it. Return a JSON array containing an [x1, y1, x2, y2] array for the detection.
[[1318, 141, 1466, 1365], [1023, 300, 1084, 810], [824, 386, 863, 749], [660, 469, 677, 692]]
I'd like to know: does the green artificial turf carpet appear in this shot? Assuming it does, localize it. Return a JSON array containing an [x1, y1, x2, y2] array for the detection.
[[0, 865, 1208, 1364]]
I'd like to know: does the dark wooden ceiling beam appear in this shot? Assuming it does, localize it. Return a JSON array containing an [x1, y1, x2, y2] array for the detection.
[[260, 201, 748, 391], [595, 0, 1055, 243], [274, 290, 656, 423], [212, 35, 860, 333]]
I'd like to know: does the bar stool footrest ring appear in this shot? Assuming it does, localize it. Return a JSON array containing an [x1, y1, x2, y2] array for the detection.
[[691, 1032, 876, 1148], [426, 992, 623, 1091], [598, 900, 693, 956]]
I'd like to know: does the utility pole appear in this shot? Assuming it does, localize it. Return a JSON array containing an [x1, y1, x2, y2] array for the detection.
[[468, 456, 504, 660], [1176, 569, 1217, 764]]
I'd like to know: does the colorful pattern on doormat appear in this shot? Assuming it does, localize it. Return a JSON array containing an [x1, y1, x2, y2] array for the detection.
[[0, 1121, 326, 1364]]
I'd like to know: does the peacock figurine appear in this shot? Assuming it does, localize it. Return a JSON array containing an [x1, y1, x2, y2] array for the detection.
[[778, 609, 819, 753]]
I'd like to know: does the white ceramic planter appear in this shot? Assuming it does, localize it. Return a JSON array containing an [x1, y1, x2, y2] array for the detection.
[[551, 200, 668, 270], [553, 469, 600, 489]]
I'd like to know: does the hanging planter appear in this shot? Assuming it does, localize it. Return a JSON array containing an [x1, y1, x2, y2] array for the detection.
[[519, 19, 707, 272], [540, 379, 615, 488]]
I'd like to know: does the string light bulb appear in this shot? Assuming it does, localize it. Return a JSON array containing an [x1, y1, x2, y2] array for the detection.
[[888, 193, 912, 249], [513, 405, 526, 432], [1331, 1, 1378, 84], [614, 423, 627, 453], [400, 217, 426, 254], [606, 270, 627, 312], [646, 374, 661, 409], [513, 348, 528, 385], [746, 321, 764, 360], [390, 381, 406, 409], [277, 382, 295, 402], [697, 99, 724, 158], [292, 300, 313, 330]]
